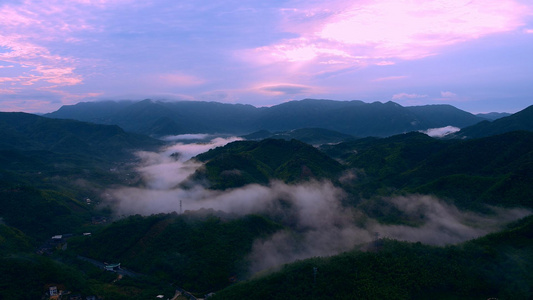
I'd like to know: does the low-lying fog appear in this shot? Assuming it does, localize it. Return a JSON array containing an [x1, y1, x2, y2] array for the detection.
[[103, 135, 531, 273]]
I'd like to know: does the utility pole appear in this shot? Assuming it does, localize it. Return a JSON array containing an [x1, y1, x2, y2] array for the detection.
[[180, 200, 182, 214]]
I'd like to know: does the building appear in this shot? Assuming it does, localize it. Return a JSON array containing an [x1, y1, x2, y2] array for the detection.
[[104, 263, 121, 271]]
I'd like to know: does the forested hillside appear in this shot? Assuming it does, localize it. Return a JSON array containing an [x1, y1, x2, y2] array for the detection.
[[212, 216, 533, 299], [321, 131, 533, 210], [0, 109, 531, 299], [451, 104, 533, 138], [194, 139, 345, 189]]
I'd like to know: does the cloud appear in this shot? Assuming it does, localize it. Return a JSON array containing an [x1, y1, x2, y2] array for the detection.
[[157, 73, 206, 87], [372, 195, 530, 245], [0, 38, 82, 88], [375, 61, 395, 66], [373, 76, 408, 82], [0, 1, 97, 105], [2, 0, 531, 113], [162, 134, 211, 141], [0, 87, 102, 113], [257, 83, 314, 95], [421, 126, 460, 137], [245, 0, 531, 72], [103, 138, 532, 274], [0, 0, 143, 111], [524, 29, 533, 34], [441, 91, 457, 98], [0, 89, 17, 95], [392, 92, 428, 99], [0, 98, 61, 112]]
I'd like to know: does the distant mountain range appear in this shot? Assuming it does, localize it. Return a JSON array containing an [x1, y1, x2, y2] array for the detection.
[[450, 105, 533, 139], [44, 99, 487, 137], [476, 112, 511, 120]]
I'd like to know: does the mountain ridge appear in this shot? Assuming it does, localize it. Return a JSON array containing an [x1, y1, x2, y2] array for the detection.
[[450, 105, 533, 139], [44, 99, 485, 137]]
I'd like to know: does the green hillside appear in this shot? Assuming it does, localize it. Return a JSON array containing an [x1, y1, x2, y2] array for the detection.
[[0, 113, 163, 241], [0, 224, 33, 255], [0, 112, 162, 160], [212, 216, 533, 300], [242, 128, 356, 145], [72, 213, 283, 293], [322, 131, 533, 210], [194, 139, 345, 189], [451, 104, 533, 139], [1, 108, 531, 299], [0, 186, 92, 242]]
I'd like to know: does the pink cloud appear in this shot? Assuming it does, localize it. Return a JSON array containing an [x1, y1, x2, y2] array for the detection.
[[0, 77, 17, 83], [0, 0, 115, 104], [0, 99, 56, 113], [392, 93, 428, 100], [375, 61, 395, 66], [373, 76, 408, 82], [256, 83, 315, 95], [246, 38, 356, 67], [441, 91, 457, 98], [0, 88, 17, 95], [157, 73, 206, 87], [0, 38, 82, 89], [247, 0, 531, 71]]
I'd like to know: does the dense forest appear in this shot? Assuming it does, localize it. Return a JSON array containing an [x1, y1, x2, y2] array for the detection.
[[0, 104, 532, 299]]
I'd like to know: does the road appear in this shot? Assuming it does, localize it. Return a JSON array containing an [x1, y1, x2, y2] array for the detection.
[[76, 256, 198, 300], [76, 255, 142, 278]]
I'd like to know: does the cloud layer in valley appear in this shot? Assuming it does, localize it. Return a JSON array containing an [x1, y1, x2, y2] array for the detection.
[[421, 126, 460, 137], [103, 137, 531, 273]]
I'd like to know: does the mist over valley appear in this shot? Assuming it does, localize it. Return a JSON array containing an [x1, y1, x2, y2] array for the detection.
[[2, 0, 533, 297], [1, 102, 532, 299]]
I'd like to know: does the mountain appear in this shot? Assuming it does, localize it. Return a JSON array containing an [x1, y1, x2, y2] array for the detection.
[[406, 104, 484, 128], [44, 99, 485, 137], [0, 113, 188, 300], [476, 112, 511, 120], [241, 128, 356, 145], [4, 105, 531, 299], [0, 112, 162, 160], [37, 100, 136, 123], [46, 99, 259, 136], [0, 112, 163, 241], [321, 130, 533, 210], [193, 139, 345, 189], [450, 105, 533, 139]]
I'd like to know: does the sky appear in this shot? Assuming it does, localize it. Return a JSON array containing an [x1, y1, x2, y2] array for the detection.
[[1, 0, 532, 114]]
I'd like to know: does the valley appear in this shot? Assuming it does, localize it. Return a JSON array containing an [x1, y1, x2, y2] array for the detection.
[[0, 101, 532, 299]]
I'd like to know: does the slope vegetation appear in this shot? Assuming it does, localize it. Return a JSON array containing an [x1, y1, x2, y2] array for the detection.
[[72, 213, 283, 293], [212, 216, 533, 299], [451, 104, 533, 139], [194, 139, 345, 189], [322, 131, 533, 209]]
